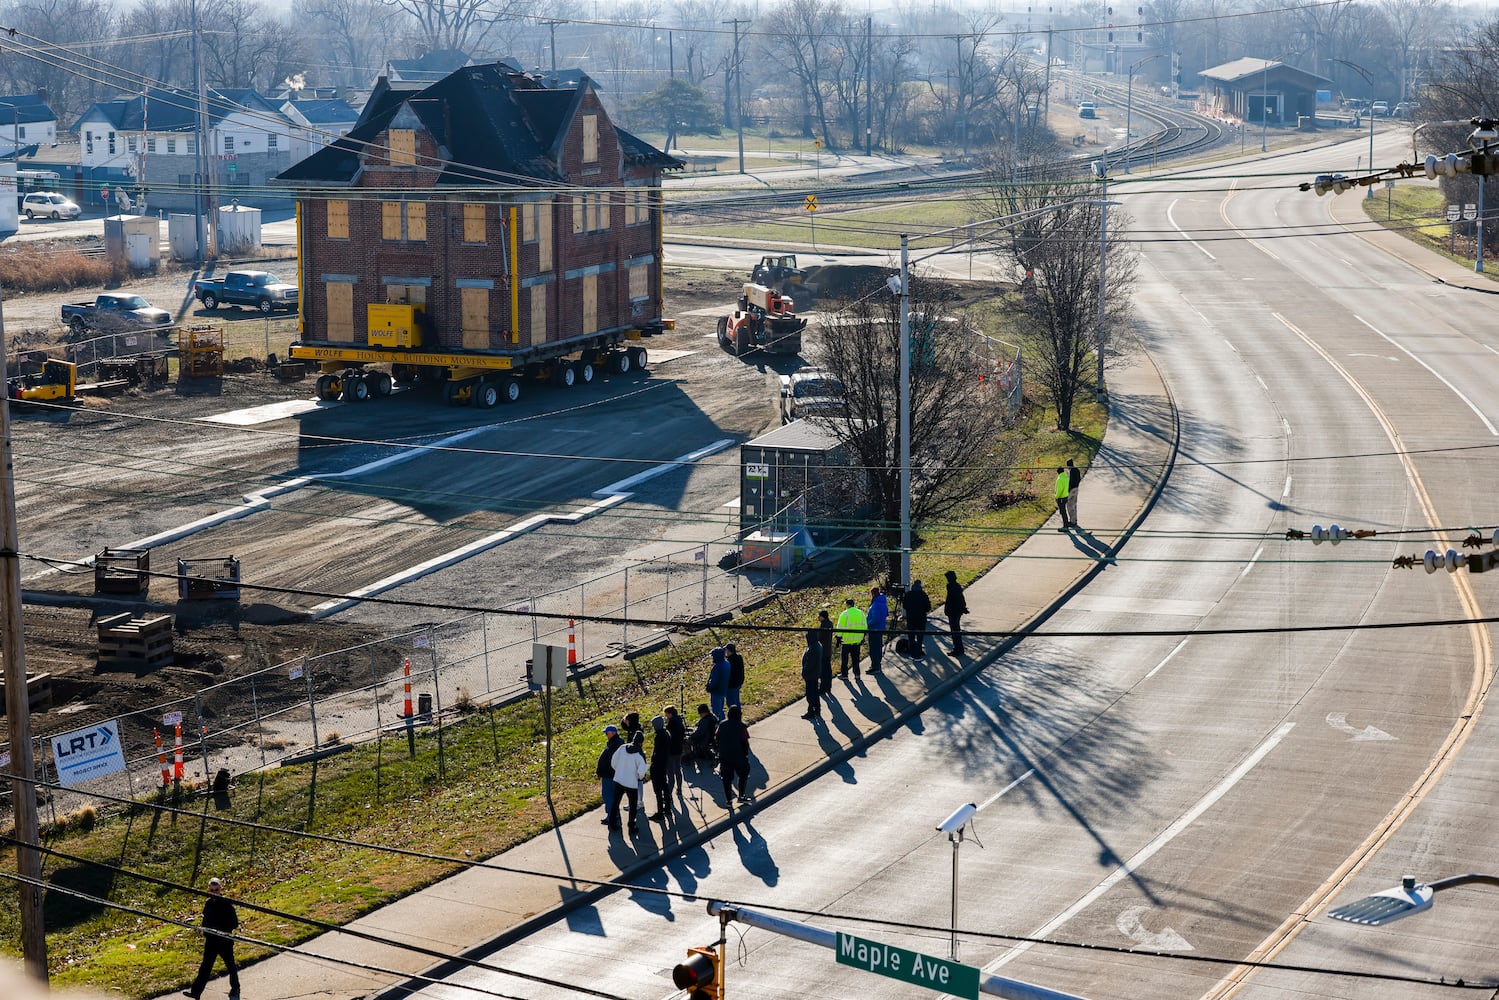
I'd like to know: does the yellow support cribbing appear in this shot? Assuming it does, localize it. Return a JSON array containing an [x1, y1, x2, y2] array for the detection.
[[295, 200, 305, 336], [509, 206, 521, 344]]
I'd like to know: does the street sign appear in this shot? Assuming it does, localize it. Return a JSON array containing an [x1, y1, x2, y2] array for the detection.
[[813, 138, 823, 150], [50, 721, 126, 787], [530, 643, 567, 688], [1446, 205, 1462, 222], [835, 933, 980, 999], [1463, 203, 1478, 221], [805, 195, 818, 212], [746, 462, 770, 479]]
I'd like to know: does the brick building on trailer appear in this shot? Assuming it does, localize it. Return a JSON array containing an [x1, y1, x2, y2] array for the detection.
[[276, 61, 681, 362]]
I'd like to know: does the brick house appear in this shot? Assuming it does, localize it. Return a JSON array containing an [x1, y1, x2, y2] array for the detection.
[[276, 61, 681, 357]]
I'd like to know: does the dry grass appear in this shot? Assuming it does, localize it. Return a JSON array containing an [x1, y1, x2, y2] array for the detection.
[[0, 241, 116, 292]]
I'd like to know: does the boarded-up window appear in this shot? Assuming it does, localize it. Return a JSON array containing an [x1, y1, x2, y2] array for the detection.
[[463, 203, 485, 243], [381, 201, 401, 240], [325, 283, 354, 342], [461, 287, 489, 349], [385, 283, 426, 306], [327, 200, 349, 239], [572, 195, 584, 234], [628, 265, 648, 300], [523, 202, 537, 242], [389, 128, 417, 165], [530, 286, 546, 342], [406, 202, 426, 242], [599, 192, 610, 230], [537, 203, 552, 271], [582, 273, 598, 334], [582, 114, 598, 163]]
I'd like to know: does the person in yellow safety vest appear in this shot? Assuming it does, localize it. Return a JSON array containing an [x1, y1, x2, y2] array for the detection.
[[836, 597, 867, 680], [1054, 466, 1073, 532]]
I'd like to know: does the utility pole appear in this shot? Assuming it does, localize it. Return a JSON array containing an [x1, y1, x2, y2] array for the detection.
[[898, 234, 911, 589], [724, 18, 747, 174], [1044, 27, 1053, 117], [0, 295, 47, 984], [191, 0, 211, 263], [548, 20, 558, 83], [1094, 162, 1109, 398], [865, 16, 873, 155]]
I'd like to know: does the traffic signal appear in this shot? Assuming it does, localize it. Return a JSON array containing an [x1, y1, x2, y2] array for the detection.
[[673, 947, 720, 1000], [1107, 6, 1114, 42], [1136, 5, 1143, 41]]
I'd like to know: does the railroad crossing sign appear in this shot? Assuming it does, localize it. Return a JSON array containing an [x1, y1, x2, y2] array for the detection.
[[813, 138, 822, 150], [804, 195, 818, 212]]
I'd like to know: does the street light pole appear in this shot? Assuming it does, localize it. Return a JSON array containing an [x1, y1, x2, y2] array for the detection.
[[897, 234, 911, 589], [1095, 161, 1109, 397], [1329, 58, 1377, 200], [1261, 58, 1270, 152], [1124, 53, 1164, 174]]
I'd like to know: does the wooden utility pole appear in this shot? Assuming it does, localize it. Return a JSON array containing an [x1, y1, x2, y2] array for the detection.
[[724, 18, 748, 174], [0, 294, 48, 984]]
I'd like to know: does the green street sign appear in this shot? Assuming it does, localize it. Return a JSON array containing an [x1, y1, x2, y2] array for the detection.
[[835, 933, 980, 999]]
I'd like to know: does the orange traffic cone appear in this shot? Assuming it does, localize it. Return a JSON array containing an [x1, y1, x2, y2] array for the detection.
[[154, 729, 169, 788], [172, 723, 184, 780], [402, 657, 413, 718], [568, 620, 578, 667]]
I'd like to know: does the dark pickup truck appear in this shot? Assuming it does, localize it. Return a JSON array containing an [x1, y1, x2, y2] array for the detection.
[[193, 270, 299, 314], [60, 293, 172, 335]]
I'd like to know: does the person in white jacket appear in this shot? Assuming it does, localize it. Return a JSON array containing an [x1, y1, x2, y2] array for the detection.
[[607, 731, 650, 833]]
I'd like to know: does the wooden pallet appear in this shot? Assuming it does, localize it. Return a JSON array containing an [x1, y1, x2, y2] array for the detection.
[[97, 613, 174, 669], [0, 672, 52, 715]]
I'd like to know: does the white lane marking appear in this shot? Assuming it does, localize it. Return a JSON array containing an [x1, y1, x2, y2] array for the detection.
[[1282, 475, 1292, 498], [984, 722, 1296, 972], [1254, 373, 1269, 392], [1484, 343, 1499, 357], [1223, 339, 1237, 353], [1281, 417, 1291, 437], [1167, 199, 1217, 260], [1117, 905, 1194, 951], [1239, 545, 1263, 579], [976, 768, 1037, 812], [1144, 638, 1189, 681], [1355, 314, 1498, 436], [1326, 712, 1397, 742]]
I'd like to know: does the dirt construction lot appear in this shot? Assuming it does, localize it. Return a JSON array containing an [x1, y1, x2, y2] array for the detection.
[[3, 262, 808, 751]]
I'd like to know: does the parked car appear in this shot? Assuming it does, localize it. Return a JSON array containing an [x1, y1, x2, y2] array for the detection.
[[1079, 101, 1097, 119], [60, 293, 172, 335], [1372, 101, 1390, 117], [779, 367, 847, 424], [193, 270, 299, 314], [22, 192, 81, 220], [1394, 101, 1419, 118]]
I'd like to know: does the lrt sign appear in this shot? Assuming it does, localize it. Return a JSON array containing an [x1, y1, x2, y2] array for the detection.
[[836, 932, 980, 999], [50, 721, 127, 787]]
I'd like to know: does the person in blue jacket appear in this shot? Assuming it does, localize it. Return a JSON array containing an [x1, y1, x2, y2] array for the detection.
[[706, 646, 731, 720], [866, 586, 889, 674]]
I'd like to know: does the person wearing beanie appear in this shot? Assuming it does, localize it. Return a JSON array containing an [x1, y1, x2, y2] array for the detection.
[[608, 730, 649, 834], [648, 715, 672, 821], [705, 646, 730, 720], [799, 629, 822, 720], [943, 569, 968, 658], [184, 877, 240, 1000], [866, 586, 889, 674], [595, 724, 623, 825], [716, 705, 752, 804], [724, 642, 746, 707]]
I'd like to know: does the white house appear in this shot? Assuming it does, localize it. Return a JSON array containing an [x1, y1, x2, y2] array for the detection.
[[0, 93, 58, 154], [72, 88, 294, 170], [279, 97, 360, 163]]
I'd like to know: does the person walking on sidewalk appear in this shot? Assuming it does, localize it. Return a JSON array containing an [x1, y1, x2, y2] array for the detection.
[[716, 705, 752, 804], [800, 629, 822, 719], [608, 731, 649, 834], [595, 724, 623, 824], [943, 570, 968, 658], [866, 586, 888, 674], [725, 642, 746, 707], [705, 647, 730, 720], [1066, 458, 1082, 530], [836, 597, 866, 679], [663, 705, 686, 792], [816, 609, 835, 695], [184, 877, 240, 1000], [620, 711, 643, 745], [648, 715, 672, 822], [902, 579, 931, 658], [1054, 467, 1073, 531]]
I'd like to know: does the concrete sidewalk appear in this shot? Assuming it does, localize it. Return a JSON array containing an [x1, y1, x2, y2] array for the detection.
[[191, 351, 1178, 1000]]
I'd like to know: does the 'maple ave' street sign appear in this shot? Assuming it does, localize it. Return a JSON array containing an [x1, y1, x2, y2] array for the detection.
[[835, 932, 979, 999]]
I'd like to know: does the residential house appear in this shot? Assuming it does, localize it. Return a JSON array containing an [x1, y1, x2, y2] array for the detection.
[[280, 98, 360, 163], [384, 50, 472, 84], [276, 61, 682, 355], [72, 88, 296, 209], [0, 92, 58, 153]]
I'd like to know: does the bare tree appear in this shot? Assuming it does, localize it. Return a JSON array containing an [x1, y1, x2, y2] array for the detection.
[[0, 0, 118, 120], [117, 0, 195, 89], [380, 0, 526, 56], [1380, 0, 1452, 100], [809, 275, 1017, 583], [294, 0, 400, 89], [761, 0, 842, 145], [976, 165, 1136, 431], [200, 0, 306, 88]]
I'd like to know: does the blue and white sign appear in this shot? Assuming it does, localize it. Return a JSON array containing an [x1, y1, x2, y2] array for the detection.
[[51, 721, 127, 787]]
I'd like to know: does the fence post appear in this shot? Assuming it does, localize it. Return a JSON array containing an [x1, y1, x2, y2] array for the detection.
[[194, 693, 210, 781], [481, 613, 492, 695], [303, 656, 319, 752], [369, 647, 382, 739], [428, 625, 445, 780], [578, 582, 586, 662], [665, 555, 672, 621], [250, 673, 266, 769], [622, 566, 629, 651], [701, 544, 709, 614]]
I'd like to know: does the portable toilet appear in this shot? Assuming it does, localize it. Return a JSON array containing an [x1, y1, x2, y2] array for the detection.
[[216, 203, 261, 253]]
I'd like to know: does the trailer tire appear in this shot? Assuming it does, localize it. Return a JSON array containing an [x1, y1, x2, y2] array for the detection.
[[444, 381, 467, 406], [371, 370, 393, 397], [629, 347, 647, 370], [472, 380, 500, 409], [575, 360, 595, 384], [501, 378, 521, 403], [611, 351, 631, 375], [343, 374, 370, 402], [551, 363, 577, 388], [391, 364, 416, 384], [315, 374, 340, 401]]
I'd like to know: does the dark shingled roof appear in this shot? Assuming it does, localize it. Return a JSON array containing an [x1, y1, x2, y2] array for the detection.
[[285, 99, 359, 125], [0, 94, 57, 125], [73, 88, 286, 134], [277, 61, 681, 187]]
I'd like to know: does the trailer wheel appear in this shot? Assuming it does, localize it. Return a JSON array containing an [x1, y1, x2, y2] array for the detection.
[[371, 371, 393, 397], [550, 363, 577, 388], [444, 381, 467, 406], [391, 364, 416, 384], [501, 378, 521, 403], [629, 347, 647, 370], [315, 374, 340, 401], [575, 361, 595, 384], [611, 351, 631, 375], [472, 380, 500, 409], [343, 374, 370, 402]]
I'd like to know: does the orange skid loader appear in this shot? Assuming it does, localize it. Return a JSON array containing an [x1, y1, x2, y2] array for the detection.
[[716, 283, 807, 357]]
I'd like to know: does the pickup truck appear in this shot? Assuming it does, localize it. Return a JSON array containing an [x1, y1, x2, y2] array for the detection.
[[193, 270, 299, 314], [61, 293, 172, 335]]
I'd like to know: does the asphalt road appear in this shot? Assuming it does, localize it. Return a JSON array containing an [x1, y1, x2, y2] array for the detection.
[[390, 133, 1499, 1000]]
